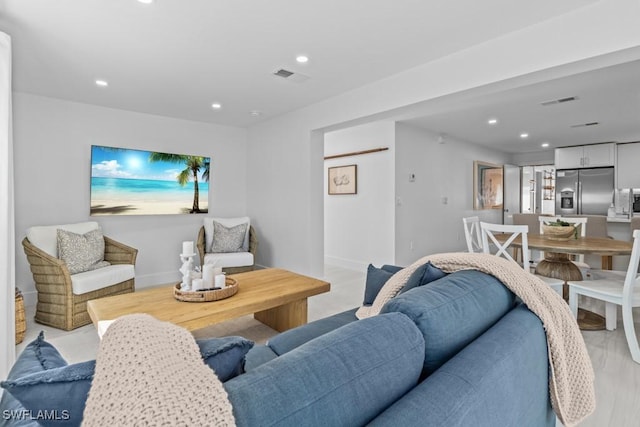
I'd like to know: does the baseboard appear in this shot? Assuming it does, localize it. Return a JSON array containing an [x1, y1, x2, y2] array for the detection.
[[324, 256, 368, 272]]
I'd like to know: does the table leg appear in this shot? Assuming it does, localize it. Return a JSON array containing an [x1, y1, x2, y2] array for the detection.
[[254, 298, 308, 332], [535, 252, 606, 331]]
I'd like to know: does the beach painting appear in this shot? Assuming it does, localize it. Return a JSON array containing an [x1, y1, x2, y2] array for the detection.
[[90, 145, 210, 216]]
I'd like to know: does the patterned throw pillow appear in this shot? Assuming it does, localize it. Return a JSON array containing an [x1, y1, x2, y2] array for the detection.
[[211, 221, 248, 253], [57, 229, 110, 274]]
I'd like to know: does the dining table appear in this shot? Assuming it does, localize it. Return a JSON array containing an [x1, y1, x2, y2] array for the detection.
[[493, 233, 633, 330]]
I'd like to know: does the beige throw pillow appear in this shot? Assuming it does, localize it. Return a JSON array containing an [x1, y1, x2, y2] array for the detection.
[[57, 228, 110, 274]]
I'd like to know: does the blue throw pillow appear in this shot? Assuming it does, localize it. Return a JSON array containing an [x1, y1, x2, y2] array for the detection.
[[0, 332, 89, 427], [363, 264, 395, 305], [398, 262, 447, 295], [1, 333, 254, 427], [196, 336, 254, 381]]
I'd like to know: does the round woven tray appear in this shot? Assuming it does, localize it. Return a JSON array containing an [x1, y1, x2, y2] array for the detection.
[[174, 277, 238, 302], [541, 224, 575, 241]]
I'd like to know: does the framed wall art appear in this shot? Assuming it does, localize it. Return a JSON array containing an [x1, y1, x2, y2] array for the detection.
[[90, 145, 210, 216], [473, 160, 503, 210], [328, 164, 357, 195]]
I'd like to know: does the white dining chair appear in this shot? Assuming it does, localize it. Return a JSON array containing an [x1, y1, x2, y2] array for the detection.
[[462, 216, 482, 253], [480, 222, 564, 296], [568, 230, 640, 363]]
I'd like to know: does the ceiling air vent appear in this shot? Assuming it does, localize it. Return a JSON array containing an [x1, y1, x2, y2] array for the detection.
[[273, 68, 310, 83], [570, 122, 600, 128], [540, 96, 579, 106]]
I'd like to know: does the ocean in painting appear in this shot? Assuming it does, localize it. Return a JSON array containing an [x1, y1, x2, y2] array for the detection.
[[90, 177, 209, 215]]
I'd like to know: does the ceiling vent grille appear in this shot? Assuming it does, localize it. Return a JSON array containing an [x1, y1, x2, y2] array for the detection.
[[274, 69, 294, 78], [273, 68, 310, 83], [570, 122, 600, 128], [541, 96, 579, 106]]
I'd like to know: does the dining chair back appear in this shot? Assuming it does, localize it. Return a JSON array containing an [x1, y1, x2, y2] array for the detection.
[[462, 216, 482, 253], [481, 222, 564, 296], [568, 229, 640, 363], [480, 222, 529, 268]]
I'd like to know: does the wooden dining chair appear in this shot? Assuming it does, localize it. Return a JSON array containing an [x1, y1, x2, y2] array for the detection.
[[480, 222, 564, 296], [462, 216, 482, 253], [568, 229, 640, 363]]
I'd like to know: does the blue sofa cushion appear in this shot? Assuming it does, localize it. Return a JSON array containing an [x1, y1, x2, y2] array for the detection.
[[267, 307, 358, 356], [0, 332, 90, 427], [381, 269, 516, 376], [1, 334, 253, 427], [370, 305, 554, 427], [243, 344, 279, 371], [225, 312, 425, 427], [196, 336, 254, 381], [397, 262, 447, 295]]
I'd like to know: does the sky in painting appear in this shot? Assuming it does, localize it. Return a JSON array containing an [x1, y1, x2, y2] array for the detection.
[[91, 145, 209, 182]]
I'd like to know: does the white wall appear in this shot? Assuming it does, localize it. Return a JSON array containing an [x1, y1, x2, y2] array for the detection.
[[13, 93, 247, 304], [394, 123, 508, 265], [247, 1, 640, 277], [324, 121, 395, 270]]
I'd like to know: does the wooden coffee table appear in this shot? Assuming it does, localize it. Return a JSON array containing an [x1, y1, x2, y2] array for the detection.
[[87, 268, 330, 333]]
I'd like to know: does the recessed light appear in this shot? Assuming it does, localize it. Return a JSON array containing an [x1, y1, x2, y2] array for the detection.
[[211, 103, 222, 110], [249, 110, 262, 117], [296, 55, 309, 63], [520, 133, 529, 139], [487, 118, 498, 125], [95, 79, 108, 87], [138, 0, 153, 4], [541, 142, 550, 148]]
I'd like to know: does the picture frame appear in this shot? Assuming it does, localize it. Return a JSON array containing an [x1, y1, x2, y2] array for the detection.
[[328, 164, 357, 195], [90, 145, 210, 216], [473, 160, 503, 210]]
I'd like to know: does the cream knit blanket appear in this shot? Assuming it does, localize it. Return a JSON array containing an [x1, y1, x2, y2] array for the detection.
[[357, 252, 595, 427], [82, 314, 235, 427]]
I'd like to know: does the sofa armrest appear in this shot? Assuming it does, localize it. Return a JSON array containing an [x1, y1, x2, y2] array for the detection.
[[104, 236, 138, 265], [248, 225, 258, 256]]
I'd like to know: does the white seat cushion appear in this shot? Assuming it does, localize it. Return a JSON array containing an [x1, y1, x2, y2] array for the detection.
[[203, 252, 254, 269], [71, 264, 135, 295], [27, 221, 100, 257]]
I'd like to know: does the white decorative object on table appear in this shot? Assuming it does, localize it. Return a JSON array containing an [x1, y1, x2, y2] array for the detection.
[[202, 265, 215, 288], [192, 278, 204, 291], [215, 274, 226, 289], [179, 241, 196, 291]]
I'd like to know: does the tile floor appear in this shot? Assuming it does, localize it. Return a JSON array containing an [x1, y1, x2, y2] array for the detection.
[[15, 264, 640, 426]]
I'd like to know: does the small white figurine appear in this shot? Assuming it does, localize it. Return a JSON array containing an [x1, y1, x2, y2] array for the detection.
[[179, 255, 195, 290]]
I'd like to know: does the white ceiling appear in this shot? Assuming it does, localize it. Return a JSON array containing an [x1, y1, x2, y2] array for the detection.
[[3, 0, 638, 154]]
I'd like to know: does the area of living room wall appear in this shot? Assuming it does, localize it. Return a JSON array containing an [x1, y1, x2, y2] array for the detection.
[[324, 121, 395, 271], [394, 123, 508, 265], [12, 93, 248, 305]]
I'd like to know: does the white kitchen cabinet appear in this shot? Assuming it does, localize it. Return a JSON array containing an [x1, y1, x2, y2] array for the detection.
[[555, 143, 615, 169], [617, 142, 640, 188]]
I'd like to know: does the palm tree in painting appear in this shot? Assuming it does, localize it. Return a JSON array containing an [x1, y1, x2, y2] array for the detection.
[[148, 153, 209, 213]]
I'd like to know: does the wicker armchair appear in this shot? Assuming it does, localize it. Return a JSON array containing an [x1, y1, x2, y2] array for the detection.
[[22, 235, 137, 331], [197, 225, 258, 274]]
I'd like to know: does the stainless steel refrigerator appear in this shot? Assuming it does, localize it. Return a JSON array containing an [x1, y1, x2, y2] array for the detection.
[[555, 167, 614, 216]]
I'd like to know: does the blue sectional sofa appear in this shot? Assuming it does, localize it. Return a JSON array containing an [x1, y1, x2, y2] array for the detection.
[[225, 269, 555, 426], [0, 268, 555, 426]]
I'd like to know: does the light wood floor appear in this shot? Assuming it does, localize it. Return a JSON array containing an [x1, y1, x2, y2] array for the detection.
[[15, 264, 640, 426]]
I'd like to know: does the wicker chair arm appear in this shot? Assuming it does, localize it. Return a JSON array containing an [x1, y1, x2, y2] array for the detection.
[[21, 237, 73, 296], [248, 225, 258, 255], [197, 226, 206, 267], [104, 236, 138, 265]]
